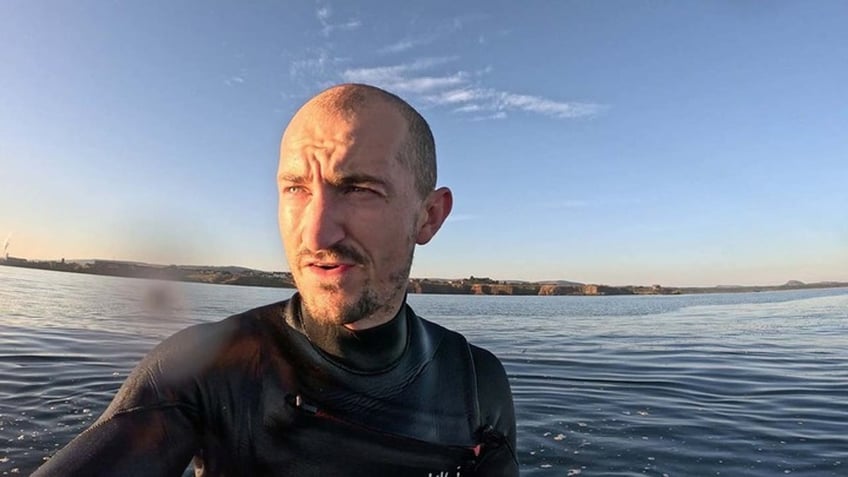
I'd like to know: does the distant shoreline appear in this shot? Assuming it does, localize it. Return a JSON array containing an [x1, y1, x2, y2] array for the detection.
[[2, 257, 846, 296]]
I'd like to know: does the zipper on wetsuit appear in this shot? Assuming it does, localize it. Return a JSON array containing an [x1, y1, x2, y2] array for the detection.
[[284, 392, 481, 471]]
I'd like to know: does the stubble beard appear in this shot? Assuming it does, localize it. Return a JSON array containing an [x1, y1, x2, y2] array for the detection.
[[300, 245, 415, 327]]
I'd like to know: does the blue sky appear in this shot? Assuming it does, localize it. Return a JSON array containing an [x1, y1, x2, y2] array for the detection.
[[1, 1, 846, 286]]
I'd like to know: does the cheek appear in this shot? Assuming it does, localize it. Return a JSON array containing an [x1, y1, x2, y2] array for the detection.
[[278, 204, 301, 244], [366, 211, 417, 255]]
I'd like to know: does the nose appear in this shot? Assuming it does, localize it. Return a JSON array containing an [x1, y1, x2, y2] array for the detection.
[[300, 187, 346, 252]]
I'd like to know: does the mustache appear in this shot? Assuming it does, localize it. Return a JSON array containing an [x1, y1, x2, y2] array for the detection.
[[297, 244, 367, 266]]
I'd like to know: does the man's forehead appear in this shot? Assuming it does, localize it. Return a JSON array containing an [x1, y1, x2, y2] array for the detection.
[[278, 151, 385, 178], [282, 120, 357, 153], [280, 127, 381, 167], [281, 102, 405, 164], [283, 106, 349, 143], [278, 131, 396, 180], [284, 102, 397, 145]]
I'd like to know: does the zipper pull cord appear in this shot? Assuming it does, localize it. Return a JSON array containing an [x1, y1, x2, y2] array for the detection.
[[285, 393, 319, 414]]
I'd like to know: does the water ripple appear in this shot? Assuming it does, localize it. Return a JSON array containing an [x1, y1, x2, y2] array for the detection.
[[2, 267, 847, 475]]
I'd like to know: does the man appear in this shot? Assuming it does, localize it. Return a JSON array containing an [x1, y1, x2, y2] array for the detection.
[[34, 84, 518, 476]]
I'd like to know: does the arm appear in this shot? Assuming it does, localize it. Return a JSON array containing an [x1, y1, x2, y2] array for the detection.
[[31, 404, 199, 477], [32, 327, 209, 477], [470, 345, 519, 477]]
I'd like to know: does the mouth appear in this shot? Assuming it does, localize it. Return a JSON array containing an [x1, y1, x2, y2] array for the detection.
[[306, 262, 357, 274], [298, 246, 366, 279]]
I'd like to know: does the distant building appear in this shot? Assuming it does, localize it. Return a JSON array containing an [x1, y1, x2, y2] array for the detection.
[[4, 256, 28, 265]]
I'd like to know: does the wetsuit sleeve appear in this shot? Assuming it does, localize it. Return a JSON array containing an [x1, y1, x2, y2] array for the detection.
[[471, 345, 519, 477], [32, 325, 210, 477]]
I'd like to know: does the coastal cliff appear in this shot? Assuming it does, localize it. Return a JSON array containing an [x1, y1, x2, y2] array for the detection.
[[2, 257, 846, 296]]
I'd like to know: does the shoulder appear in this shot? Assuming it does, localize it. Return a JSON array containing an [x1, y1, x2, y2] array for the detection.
[[414, 313, 517, 457], [469, 344, 513, 415], [469, 343, 516, 448], [412, 312, 510, 394], [414, 312, 509, 391], [469, 343, 519, 473], [153, 301, 286, 366], [469, 344, 508, 382], [105, 301, 289, 412], [411, 310, 515, 434]]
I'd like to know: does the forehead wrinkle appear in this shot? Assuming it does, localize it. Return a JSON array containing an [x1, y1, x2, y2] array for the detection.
[[279, 100, 410, 193], [286, 135, 348, 161], [281, 136, 351, 180], [282, 136, 390, 182]]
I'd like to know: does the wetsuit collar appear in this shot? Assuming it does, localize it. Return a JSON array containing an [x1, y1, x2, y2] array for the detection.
[[293, 294, 409, 373]]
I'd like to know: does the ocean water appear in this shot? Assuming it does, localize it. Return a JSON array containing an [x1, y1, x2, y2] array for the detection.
[[1, 265, 846, 476]]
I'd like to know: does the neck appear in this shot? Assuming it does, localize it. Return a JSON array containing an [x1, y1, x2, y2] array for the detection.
[[343, 302, 401, 331], [295, 294, 409, 372]]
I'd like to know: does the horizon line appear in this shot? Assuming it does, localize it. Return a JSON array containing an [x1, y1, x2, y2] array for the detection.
[[3, 254, 846, 290]]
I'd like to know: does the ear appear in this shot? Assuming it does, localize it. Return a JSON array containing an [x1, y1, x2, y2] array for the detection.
[[415, 187, 453, 245]]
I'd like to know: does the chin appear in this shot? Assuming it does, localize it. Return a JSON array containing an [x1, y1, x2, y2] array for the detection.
[[301, 290, 361, 325], [312, 284, 392, 325]]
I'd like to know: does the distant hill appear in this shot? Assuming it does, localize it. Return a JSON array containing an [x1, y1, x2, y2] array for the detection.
[[3, 257, 846, 296], [501, 279, 582, 285], [176, 265, 263, 274], [80, 260, 266, 275], [536, 279, 584, 286], [418, 277, 584, 286]]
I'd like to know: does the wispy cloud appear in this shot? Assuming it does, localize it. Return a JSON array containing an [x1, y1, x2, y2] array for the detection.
[[453, 104, 482, 113], [426, 87, 606, 119], [316, 4, 361, 37], [393, 75, 468, 93], [470, 111, 507, 121], [342, 57, 457, 79], [340, 57, 463, 93], [317, 6, 331, 22], [433, 88, 479, 104], [343, 71, 467, 94], [287, 5, 358, 86], [292, 11, 605, 122], [224, 76, 245, 87], [341, 58, 605, 120], [377, 16, 473, 55], [290, 48, 348, 79], [497, 91, 607, 119], [378, 38, 425, 55]]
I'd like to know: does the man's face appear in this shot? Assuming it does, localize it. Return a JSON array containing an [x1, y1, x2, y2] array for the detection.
[[278, 101, 423, 327]]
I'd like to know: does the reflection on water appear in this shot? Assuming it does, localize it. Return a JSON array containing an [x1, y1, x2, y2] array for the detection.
[[1, 266, 847, 476]]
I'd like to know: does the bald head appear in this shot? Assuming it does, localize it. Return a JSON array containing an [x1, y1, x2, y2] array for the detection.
[[295, 83, 437, 198], [278, 83, 453, 329]]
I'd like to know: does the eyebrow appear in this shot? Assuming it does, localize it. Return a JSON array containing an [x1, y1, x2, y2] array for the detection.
[[278, 172, 392, 192], [332, 173, 389, 189], [277, 173, 306, 184]]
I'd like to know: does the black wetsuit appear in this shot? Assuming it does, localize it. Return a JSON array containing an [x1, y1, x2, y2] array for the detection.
[[34, 294, 518, 476]]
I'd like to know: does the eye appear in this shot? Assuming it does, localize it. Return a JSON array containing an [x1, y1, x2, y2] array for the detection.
[[344, 185, 377, 195], [281, 185, 308, 195]]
